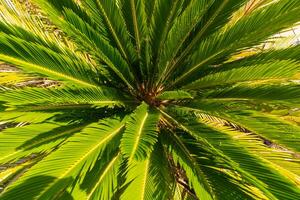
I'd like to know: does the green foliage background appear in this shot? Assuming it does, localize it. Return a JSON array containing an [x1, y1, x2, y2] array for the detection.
[[0, 0, 300, 199]]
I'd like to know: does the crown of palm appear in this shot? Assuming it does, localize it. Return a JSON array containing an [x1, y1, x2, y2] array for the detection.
[[0, 0, 300, 199]]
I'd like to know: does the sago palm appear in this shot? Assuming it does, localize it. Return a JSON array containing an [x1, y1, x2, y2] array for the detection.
[[0, 0, 300, 199]]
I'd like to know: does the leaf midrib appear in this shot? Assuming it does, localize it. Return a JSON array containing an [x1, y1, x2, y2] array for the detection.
[[163, 0, 230, 86], [86, 153, 120, 200], [96, 0, 129, 61], [0, 54, 98, 88], [35, 123, 124, 200], [129, 112, 148, 161], [140, 159, 150, 200]]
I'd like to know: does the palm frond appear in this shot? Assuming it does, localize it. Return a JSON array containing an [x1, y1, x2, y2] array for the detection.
[[174, 132, 268, 200], [166, 111, 300, 199], [0, 0, 299, 199], [121, 103, 160, 161], [0, 122, 85, 164], [0, 111, 58, 124], [0, 33, 99, 87], [83, 0, 136, 64], [163, 0, 248, 86], [171, 100, 300, 154], [119, 0, 147, 58], [0, 72, 31, 86], [156, 0, 212, 84], [78, 152, 122, 200], [0, 118, 124, 200], [220, 110, 300, 154], [0, 86, 132, 111], [121, 143, 174, 200], [150, 0, 183, 64], [0, 21, 62, 53], [184, 60, 299, 89], [171, 0, 300, 87], [157, 90, 193, 101], [200, 83, 300, 106], [32, 0, 136, 90], [161, 130, 214, 200]]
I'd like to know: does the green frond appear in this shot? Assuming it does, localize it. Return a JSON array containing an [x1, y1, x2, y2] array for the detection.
[[0, 111, 58, 124], [220, 110, 300, 154], [121, 143, 174, 200], [0, 72, 31, 86], [119, 0, 147, 58], [191, 110, 300, 180], [170, 101, 300, 154], [161, 131, 214, 200], [174, 132, 267, 200], [119, 0, 152, 81], [121, 103, 160, 161], [189, 0, 249, 41], [156, 0, 212, 83], [32, 0, 136, 90], [73, 152, 122, 200], [0, 0, 64, 44], [62, 7, 136, 86], [121, 158, 151, 200], [228, 44, 300, 65], [201, 84, 300, 105], [157, 90, 193, 101], [0, 122, 84, 164], [164, 0, 248, 86], [83, 0, 136, 64], [0, 21, 65, 54], [0, 118, 124, 200], [184, 60, 300, 89], [171, 0, 300, 87], [150, 0, 183, 62], [82, 0, 144, 83], [0, 157, 41, 195], [0, 86, 132, 111], [0, 33, 99, 88], [1, 0, 300, 199], [169, 114, 300, 199], [217, 122, 300, 180], [144, 0, 156, 22]]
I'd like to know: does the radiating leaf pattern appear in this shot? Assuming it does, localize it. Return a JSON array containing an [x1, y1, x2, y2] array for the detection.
[[0, 0, 300, 199]]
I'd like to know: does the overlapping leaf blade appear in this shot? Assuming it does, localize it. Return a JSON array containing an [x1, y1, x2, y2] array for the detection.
[[121, 102, 160, 161]]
